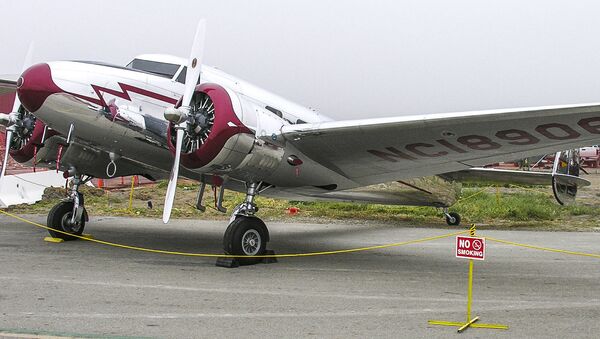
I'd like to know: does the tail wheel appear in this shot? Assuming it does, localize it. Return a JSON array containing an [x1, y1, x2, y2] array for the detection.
[[47, 200, 86, 240], [223, 216, 269, 264], [445, 212, 461, 226]]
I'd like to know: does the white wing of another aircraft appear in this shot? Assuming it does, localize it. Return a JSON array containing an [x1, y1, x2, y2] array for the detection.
[[0, 76, 17, 96]]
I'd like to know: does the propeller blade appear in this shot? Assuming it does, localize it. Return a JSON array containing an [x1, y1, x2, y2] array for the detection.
[[0, 129, 14, 185], [1, 43, 33, 189], [162, 20, 207, 223], [162, 128, 184, 223], [12, 42, 35, 113], [181, 19, 206, 108]]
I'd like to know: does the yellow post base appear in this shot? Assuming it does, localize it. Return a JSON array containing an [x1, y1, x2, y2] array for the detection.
[[428, 226, 509, 333], [429, 318, 508, 332], [43, 237, 64, 243]]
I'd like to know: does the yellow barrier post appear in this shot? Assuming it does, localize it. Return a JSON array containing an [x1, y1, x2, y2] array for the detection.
[[429, 224, 508, 333], [495, 186, 501, 205], [128, 176, 135, 211]]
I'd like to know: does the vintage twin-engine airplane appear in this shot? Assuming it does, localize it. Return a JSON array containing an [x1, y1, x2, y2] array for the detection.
[[0, 21, 595, 260]]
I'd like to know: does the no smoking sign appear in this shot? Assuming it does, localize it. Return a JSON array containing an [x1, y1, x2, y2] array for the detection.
[[456, 236, 486, 260]]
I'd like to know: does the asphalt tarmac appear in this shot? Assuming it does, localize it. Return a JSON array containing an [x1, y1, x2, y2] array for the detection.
[[1, 215, 600, 338]]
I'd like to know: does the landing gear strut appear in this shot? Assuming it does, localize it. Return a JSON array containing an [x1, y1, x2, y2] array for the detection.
[[222, 182, 271, 265], [443, 208, 461, 226], [47, 171, 90, 240]]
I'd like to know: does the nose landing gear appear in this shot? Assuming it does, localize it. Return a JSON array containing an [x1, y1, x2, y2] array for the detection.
[[47, 172, 91, 240]]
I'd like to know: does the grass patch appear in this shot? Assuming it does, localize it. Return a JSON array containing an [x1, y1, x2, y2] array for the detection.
[[453, 189, 600, 226], [6, 181, 600, 230]]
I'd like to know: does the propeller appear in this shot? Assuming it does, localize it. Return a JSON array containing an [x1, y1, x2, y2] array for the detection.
[[162, 20, 206, 223], [0, 42, 34, 188]]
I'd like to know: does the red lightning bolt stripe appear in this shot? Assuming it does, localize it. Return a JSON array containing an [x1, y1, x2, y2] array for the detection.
[[70, 82, 179, 107]]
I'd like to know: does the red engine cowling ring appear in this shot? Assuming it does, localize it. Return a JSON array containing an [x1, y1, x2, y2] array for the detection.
[[167, 83, 252, 169]]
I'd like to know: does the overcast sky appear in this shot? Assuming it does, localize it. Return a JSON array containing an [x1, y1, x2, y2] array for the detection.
[[2, 0, 600, 119]]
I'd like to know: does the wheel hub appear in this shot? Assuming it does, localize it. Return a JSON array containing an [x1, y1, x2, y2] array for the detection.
[[241, 229, 261, 256], [61, 212, 81, 233]]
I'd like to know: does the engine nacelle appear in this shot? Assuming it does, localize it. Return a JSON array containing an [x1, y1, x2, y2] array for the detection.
[[551, 149, 584, 206], [166, 83, 254, 170], [8, 106, 55, 163]]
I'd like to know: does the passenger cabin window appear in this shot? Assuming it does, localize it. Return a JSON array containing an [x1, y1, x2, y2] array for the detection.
[[126, 59, 180, 79]]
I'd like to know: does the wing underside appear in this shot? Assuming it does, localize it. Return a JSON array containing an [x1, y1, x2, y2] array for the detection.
[[440, 167, 590, 187], [261, 176, 460, 207]]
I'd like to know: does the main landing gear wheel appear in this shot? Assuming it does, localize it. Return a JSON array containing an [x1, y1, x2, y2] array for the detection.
[[223, 216, 270, 265], [47, 198, 87, 240], [445, 211, 461, 226]]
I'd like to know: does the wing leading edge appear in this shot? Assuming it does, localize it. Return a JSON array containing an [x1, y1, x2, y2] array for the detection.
[[280, 103, 600, 186]]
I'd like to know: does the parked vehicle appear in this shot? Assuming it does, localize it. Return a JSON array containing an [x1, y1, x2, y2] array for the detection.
[[580, 146, 600, 168]]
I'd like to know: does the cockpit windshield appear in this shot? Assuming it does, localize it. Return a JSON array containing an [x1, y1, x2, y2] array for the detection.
[[126, 59, 180, 79]]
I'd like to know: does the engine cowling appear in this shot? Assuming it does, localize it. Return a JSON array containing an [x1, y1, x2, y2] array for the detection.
[[166, 83, 253, 170], [7, 105, 55, 163]]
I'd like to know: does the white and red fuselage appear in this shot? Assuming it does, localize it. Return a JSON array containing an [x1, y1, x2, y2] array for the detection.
[[15, 55, 359, 193]]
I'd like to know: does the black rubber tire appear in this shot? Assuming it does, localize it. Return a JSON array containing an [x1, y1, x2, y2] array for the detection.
[[223, 216, 269, 265], [47, 201, 86, 240], [445, 212, 461, 226]]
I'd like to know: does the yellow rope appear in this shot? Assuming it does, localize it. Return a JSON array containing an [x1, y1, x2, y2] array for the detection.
[[0, 209, 467, 258], [486, 236, 600, 259], [507, 184, 550, 195], [456, 187, 489, 204], [5, 208, 599, 260]]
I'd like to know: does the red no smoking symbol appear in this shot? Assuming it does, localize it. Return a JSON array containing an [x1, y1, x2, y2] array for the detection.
[[473, 239, 482, 251]]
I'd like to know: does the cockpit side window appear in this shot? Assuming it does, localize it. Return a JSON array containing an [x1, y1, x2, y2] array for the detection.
[[176, 67, 187, 84], [175, 67, 204, 85], [126, 59, 180, 79]]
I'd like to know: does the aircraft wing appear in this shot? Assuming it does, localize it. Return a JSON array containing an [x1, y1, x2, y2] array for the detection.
[[0, 75, 18, 95], [279, 103, 600, 186]]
